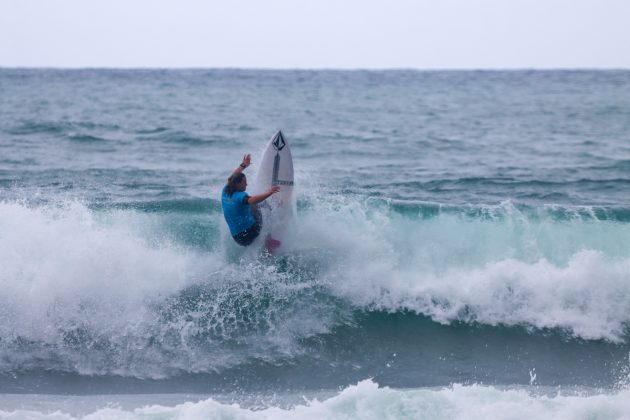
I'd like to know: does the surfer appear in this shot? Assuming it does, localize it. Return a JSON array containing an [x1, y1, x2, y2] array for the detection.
[[221, 154, 280, 246]]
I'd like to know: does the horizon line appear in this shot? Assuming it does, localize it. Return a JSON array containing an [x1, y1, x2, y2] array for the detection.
[[2, 66, 630, 72]]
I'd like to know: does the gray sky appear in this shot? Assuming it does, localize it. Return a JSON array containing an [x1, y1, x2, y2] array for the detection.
[[1, 0, 629, 69]]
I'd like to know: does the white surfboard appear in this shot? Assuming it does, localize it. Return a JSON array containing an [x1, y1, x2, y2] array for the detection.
[[252, 130, 295, 252]]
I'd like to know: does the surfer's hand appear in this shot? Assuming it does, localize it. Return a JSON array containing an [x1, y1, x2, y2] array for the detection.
[[269, 186, 280, 194], [241, 154, 251, 168]]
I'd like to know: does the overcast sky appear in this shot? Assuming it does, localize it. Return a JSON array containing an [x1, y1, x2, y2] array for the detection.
[[1, 0, 629, 69]]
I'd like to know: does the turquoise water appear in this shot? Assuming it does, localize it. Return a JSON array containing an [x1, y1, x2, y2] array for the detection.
[[1, 69, 630, 418]]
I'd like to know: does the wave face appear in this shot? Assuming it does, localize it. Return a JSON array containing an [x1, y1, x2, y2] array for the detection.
[[1, 69, 630, 395], [1, 198, 629, 390]]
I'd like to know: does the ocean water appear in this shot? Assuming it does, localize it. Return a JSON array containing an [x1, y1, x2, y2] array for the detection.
[[1, 68, 630, 419]]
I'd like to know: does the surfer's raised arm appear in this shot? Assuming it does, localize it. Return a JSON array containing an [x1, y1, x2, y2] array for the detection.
[[226, 154, 279, 204], [230, 154, 251, 177]]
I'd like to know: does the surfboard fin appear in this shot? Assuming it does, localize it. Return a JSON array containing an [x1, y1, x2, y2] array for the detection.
[[264, 236, 282, 253]]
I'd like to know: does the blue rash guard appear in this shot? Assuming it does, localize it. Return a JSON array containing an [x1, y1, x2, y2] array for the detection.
[[221, 187, 256, 236]]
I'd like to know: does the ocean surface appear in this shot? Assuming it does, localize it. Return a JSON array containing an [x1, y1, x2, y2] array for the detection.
[[0, 69, 629, 419]]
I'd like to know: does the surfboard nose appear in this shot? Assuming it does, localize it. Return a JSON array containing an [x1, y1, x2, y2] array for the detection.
[[272, 131, 286, 151]]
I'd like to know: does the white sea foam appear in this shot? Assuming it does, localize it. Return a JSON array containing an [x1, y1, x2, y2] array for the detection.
[[1, 380, 629, 420], [0, 200, 219, 376]]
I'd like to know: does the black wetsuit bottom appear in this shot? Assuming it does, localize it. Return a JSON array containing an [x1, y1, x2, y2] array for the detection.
[[233, 204, 262, 246], [233, 222, 261, 246]]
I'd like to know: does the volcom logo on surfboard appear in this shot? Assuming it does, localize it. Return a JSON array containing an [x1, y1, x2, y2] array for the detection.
[[272, 132, 286, 151]]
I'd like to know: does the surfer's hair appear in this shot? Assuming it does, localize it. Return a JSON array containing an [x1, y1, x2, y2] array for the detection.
[[225, 173, 246, 197]]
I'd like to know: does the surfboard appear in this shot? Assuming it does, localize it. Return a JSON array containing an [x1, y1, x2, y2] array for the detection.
[[252, 130, 295, 253]]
